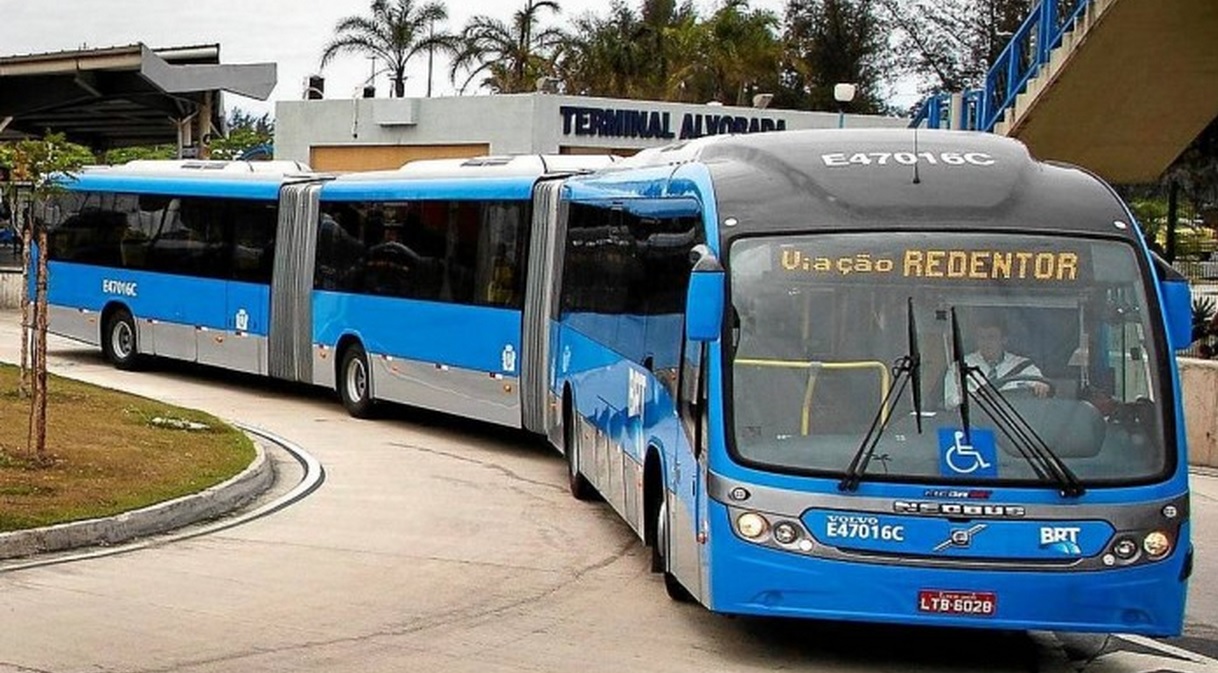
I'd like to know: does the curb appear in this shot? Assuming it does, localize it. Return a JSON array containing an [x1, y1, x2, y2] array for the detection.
[[0, 437, 274, 560]]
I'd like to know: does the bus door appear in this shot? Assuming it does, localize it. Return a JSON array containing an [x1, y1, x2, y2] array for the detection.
[[674, 332, 709, 600], [205, 198, 282, 376], [522, 177, 567, 438], [268, 182, 322, 383]]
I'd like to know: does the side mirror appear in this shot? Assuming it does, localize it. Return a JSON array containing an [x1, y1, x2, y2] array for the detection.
[[1152, 253, 1192, 350], [686, 244, 725, 342]]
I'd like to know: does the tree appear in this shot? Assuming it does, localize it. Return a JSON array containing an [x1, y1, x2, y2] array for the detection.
[[321, 0, 456, 98], [780, 0, 890, 113], [674, 0, 782, 106], [451, 0, 565, 94], [559, 0, 709, 100], [0, 133, 89, 465], [210, 109, 276, 160], [103, 145, 176, 164], [560, 2, 650, 98], [877, 0, 1031, 97]]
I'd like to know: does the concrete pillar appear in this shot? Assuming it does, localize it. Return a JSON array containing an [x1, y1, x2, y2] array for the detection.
[[949, 93, 965, 131], [197, 91, 214, 160]]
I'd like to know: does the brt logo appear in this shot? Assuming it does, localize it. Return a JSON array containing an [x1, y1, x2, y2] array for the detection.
[[1039, 526, 1082, 555]]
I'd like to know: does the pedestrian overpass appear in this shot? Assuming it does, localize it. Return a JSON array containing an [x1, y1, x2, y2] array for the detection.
[[915, 0, 1218, 184]]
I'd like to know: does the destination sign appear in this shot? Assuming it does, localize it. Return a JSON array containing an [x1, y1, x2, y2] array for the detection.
[[777, 248, 1083, 283]]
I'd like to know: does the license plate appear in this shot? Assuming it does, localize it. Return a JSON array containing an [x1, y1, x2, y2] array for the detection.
[[917, 589, 996, 616]]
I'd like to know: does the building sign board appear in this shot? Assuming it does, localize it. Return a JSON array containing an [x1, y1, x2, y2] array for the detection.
[[559, 105, 787, 141]]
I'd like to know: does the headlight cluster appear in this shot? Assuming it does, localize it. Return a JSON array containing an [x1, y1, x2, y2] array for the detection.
[[1105, 530, 1174, 566], [734, 511, 811, 551]]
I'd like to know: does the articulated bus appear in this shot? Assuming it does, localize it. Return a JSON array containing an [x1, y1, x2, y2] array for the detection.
[[41, 130, 1193, 635], [41, 155, 610, 428]]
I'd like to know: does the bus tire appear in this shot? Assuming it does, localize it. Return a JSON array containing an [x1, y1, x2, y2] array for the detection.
[[564, 397, 595, 501], [656, 498, 693, 602], [339, 344, 376, 419], [103, 309, 141, 371]]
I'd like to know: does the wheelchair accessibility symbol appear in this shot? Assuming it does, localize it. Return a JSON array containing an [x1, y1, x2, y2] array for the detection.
[[938, 428, 998, 477]]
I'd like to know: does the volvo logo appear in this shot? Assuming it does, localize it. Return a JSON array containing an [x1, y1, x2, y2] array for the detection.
[[894, 501, 1026, 518], [934, 524, 988, 552]]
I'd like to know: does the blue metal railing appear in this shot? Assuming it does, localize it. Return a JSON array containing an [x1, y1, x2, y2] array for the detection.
[[911, 0, 1093, 131]]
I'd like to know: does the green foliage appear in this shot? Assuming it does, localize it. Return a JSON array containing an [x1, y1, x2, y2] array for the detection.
[[1192, 296, 1218, 358], [0, 133, 93, 186], [1193, 295, 1215, 341], [96, 110, 274, 164], [0, 133, 92, 227], [781, 0, 889, 113], [103, 145, 177, 164], [452, 0, 565, 94], [560, 0, 781, 105], [209, 110, 275, 160]]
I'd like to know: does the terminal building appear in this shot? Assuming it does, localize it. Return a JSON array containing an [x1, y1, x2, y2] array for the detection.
[[274, 92, 908, 172]]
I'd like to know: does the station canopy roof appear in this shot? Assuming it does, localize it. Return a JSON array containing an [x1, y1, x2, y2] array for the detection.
[[0, 43, 276, 150]]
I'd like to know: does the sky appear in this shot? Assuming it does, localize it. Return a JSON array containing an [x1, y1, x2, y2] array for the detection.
[[0, 0, 795, 119]]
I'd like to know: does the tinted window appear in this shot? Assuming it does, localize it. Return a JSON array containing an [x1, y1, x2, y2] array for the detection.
[[314, 199, 529, 308], [46, 191, 278, 284], [561, 200, 701, 316], [559, 199, 702, 366]]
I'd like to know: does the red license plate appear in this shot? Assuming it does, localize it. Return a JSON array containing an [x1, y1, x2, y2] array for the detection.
[[917, 589, 996, 616]]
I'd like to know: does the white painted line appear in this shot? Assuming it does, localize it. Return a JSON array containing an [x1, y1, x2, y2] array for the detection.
[[1118, 633, 1218, 666]]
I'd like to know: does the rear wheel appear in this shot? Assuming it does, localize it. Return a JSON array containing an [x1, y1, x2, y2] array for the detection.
[[102, 309, 140, 371], [565, 399, 596, 501], [339, 344, 376, 418]]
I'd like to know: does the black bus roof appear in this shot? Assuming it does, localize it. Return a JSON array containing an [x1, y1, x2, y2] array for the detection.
[[623, 129, 1138, 241]]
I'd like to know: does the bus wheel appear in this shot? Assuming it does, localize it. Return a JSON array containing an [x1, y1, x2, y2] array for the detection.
[[564, 401, 595, 501], [339, 344, 376, 418], [103, 309, 141, 371], [656, 498, 693, 602]]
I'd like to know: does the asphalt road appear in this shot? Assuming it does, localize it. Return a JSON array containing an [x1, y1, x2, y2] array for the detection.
[[0, 310, 1215, 673]]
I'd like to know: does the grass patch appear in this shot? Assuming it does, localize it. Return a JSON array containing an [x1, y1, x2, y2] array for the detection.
[[0, 364, 254, 532]]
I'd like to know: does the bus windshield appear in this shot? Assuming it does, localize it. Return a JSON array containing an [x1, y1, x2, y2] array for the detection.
[[728, 232, 1169, 486]]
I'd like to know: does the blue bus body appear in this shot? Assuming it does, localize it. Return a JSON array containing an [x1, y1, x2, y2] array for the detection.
[[40, 136, 1191, 636], [547, 130, 1191, 636], [44, 165, 289, 375], [42, 155, 613, 429]]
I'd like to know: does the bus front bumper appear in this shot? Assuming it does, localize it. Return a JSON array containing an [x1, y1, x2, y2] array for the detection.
[[705, 504, 1189, 636]]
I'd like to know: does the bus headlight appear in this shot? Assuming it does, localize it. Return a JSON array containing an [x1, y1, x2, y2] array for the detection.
[[1143, 531, 1172, 558], [772, 521, 800, 545], [1112, 537, 1138, 560], [736, 512, 769, 539]]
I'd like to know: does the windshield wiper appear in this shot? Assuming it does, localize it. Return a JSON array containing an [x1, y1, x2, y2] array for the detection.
[[949, 307, 973, 444], [840, 298, 923, 492], [949, 307, 1084, 498], [965, 369, 1086, 498]]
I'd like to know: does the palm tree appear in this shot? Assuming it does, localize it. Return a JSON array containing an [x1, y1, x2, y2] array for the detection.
[[451, 0, 565, 94], [672, 0, 781, 105], [320, 0, 455, 98], [559, 0, 696, 100]]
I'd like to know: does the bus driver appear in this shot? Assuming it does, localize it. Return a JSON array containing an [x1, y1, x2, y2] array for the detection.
[[943, 314, 1050, 408]]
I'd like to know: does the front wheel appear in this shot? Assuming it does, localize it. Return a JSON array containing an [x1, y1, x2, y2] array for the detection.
[[339, 344, 376, 418], [102, 310, 141, 371]]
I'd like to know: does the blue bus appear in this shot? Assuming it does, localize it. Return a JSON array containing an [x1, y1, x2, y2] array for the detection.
[[545, 130, 1193, 635], [42, 155, 611, 430], [41, 131, 1193, 635]]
